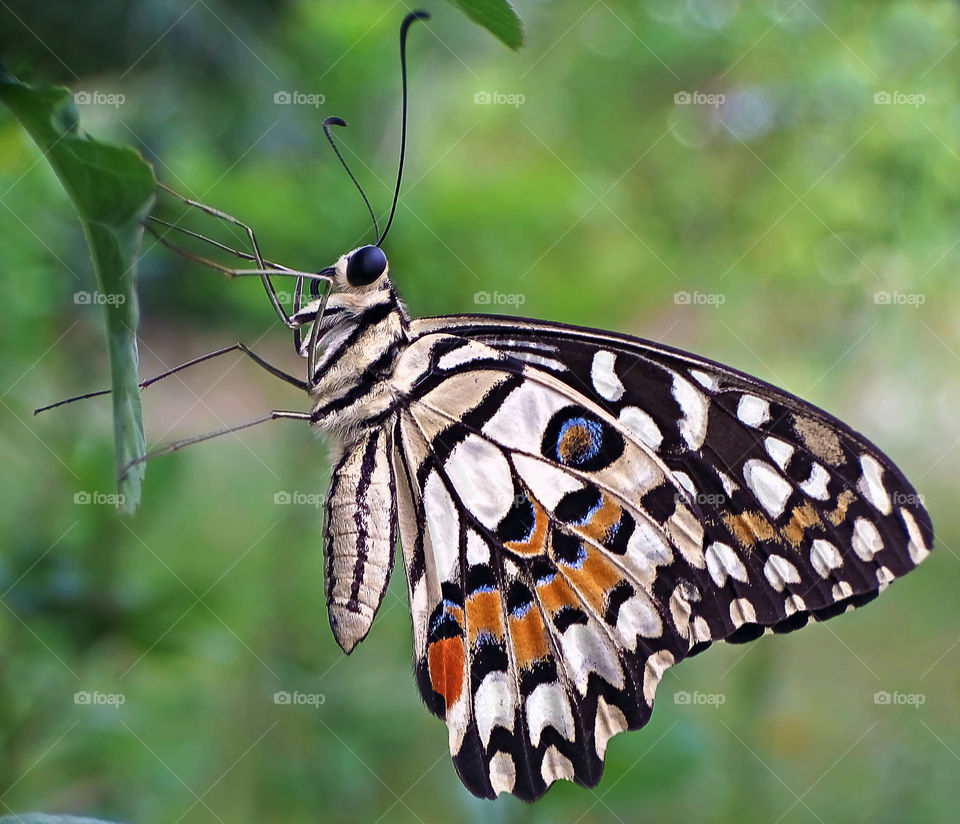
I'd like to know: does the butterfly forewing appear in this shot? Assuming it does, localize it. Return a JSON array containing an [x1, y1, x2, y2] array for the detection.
[[387, 315, 933, 798]]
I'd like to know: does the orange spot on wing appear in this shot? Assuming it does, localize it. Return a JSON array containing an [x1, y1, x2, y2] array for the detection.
[[505, 498, 550, 557], [723, 510, 777, 548], [536, 574, 581, 616], [428, 636, 465, 710], [465, 590, 505, 646], [827, 489, 855, 526], [508, 605, 550, 669], [560, 545, 624, 615], [782, 502, 823, 546], [578, 497, 623, 545]]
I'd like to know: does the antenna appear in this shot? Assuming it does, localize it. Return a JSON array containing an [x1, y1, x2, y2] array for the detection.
[[377, 9, 430, 248], [322, 116, 379, 241]]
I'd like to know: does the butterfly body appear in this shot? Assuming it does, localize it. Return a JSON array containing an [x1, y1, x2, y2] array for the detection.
[[291, 246, 932, 800]]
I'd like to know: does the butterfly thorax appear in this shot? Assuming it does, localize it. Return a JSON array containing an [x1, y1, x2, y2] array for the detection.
[[307, 278, 410, 441]]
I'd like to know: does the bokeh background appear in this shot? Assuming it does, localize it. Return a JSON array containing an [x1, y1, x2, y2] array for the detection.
[[1, 1, 959, 822]]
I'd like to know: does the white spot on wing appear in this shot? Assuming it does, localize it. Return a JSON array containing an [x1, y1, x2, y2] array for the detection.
[[560, 624, 624, 694], [743, 459, 792, 518], [466, 530, 490, 566], [690, 369, 719, 391], [673, 471, 697, 499], [642, 650, 674, 705], [810, 539, 842, 578], [730, 597, 757, 627], [900, 508, 930, 564], [800, 463, 830, 500], [737, 395, 770, 427], [445, 435, 513, 529], [488, 751, 516, 795], [705, 542, 748, 587], [857, 454, 892, 515], [832, 581, 853, 600], [513, 454, 584, 511], [764, 437, 794, 470], [615, 591, 663, 646], [764, 555, 801, 591], [619, 406, 663, 451], [423, 472, 460, 582], [591, 350, 624, 402], [437, 342, 486, 371], [526, 682, 575, 748], [474, 671, 516, 747], [540, 746, 575, 784], [851, 517, 883, 561], [594, 697, 628, 758], [672, 373, 708, 449], [784, 593, 806, 615]]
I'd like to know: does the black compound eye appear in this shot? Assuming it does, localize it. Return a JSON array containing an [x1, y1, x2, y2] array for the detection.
[[346, 245, 387, 286]]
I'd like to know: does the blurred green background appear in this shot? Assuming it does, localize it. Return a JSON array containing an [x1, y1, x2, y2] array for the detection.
[[1, 1, 959, 822]]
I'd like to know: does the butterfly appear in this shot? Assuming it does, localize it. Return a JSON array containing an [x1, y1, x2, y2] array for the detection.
[[75, 9, 934, 803]]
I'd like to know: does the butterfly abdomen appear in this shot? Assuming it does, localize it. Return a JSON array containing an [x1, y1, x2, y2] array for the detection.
[[324, 426, 398, 653]]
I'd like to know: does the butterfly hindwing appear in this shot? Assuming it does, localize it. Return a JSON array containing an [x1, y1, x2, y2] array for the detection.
[[389, 318, 933, 799]]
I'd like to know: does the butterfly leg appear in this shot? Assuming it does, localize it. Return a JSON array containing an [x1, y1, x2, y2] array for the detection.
[[36, 343, 307, 415], [120, 409, 313, 478]]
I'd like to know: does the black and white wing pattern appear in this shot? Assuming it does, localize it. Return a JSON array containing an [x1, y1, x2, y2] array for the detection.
[[392, 316, 932, 800]]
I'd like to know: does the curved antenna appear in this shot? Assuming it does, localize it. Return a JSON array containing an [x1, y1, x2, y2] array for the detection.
[[322, 116, 379, 241], [377, 9, 430, 248]]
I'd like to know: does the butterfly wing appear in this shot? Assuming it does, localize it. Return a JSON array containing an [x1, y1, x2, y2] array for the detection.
[[393, 318, 932, 800], [411, 314, 933, 631], [392, 334, 703, 799]]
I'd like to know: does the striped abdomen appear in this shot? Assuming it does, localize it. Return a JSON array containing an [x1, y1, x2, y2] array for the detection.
[[324, 426, 397, 653]]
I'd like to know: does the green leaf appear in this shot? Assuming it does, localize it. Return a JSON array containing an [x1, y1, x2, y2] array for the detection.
[[445, 0, 525, 49], [0, 69, 154, 513]]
